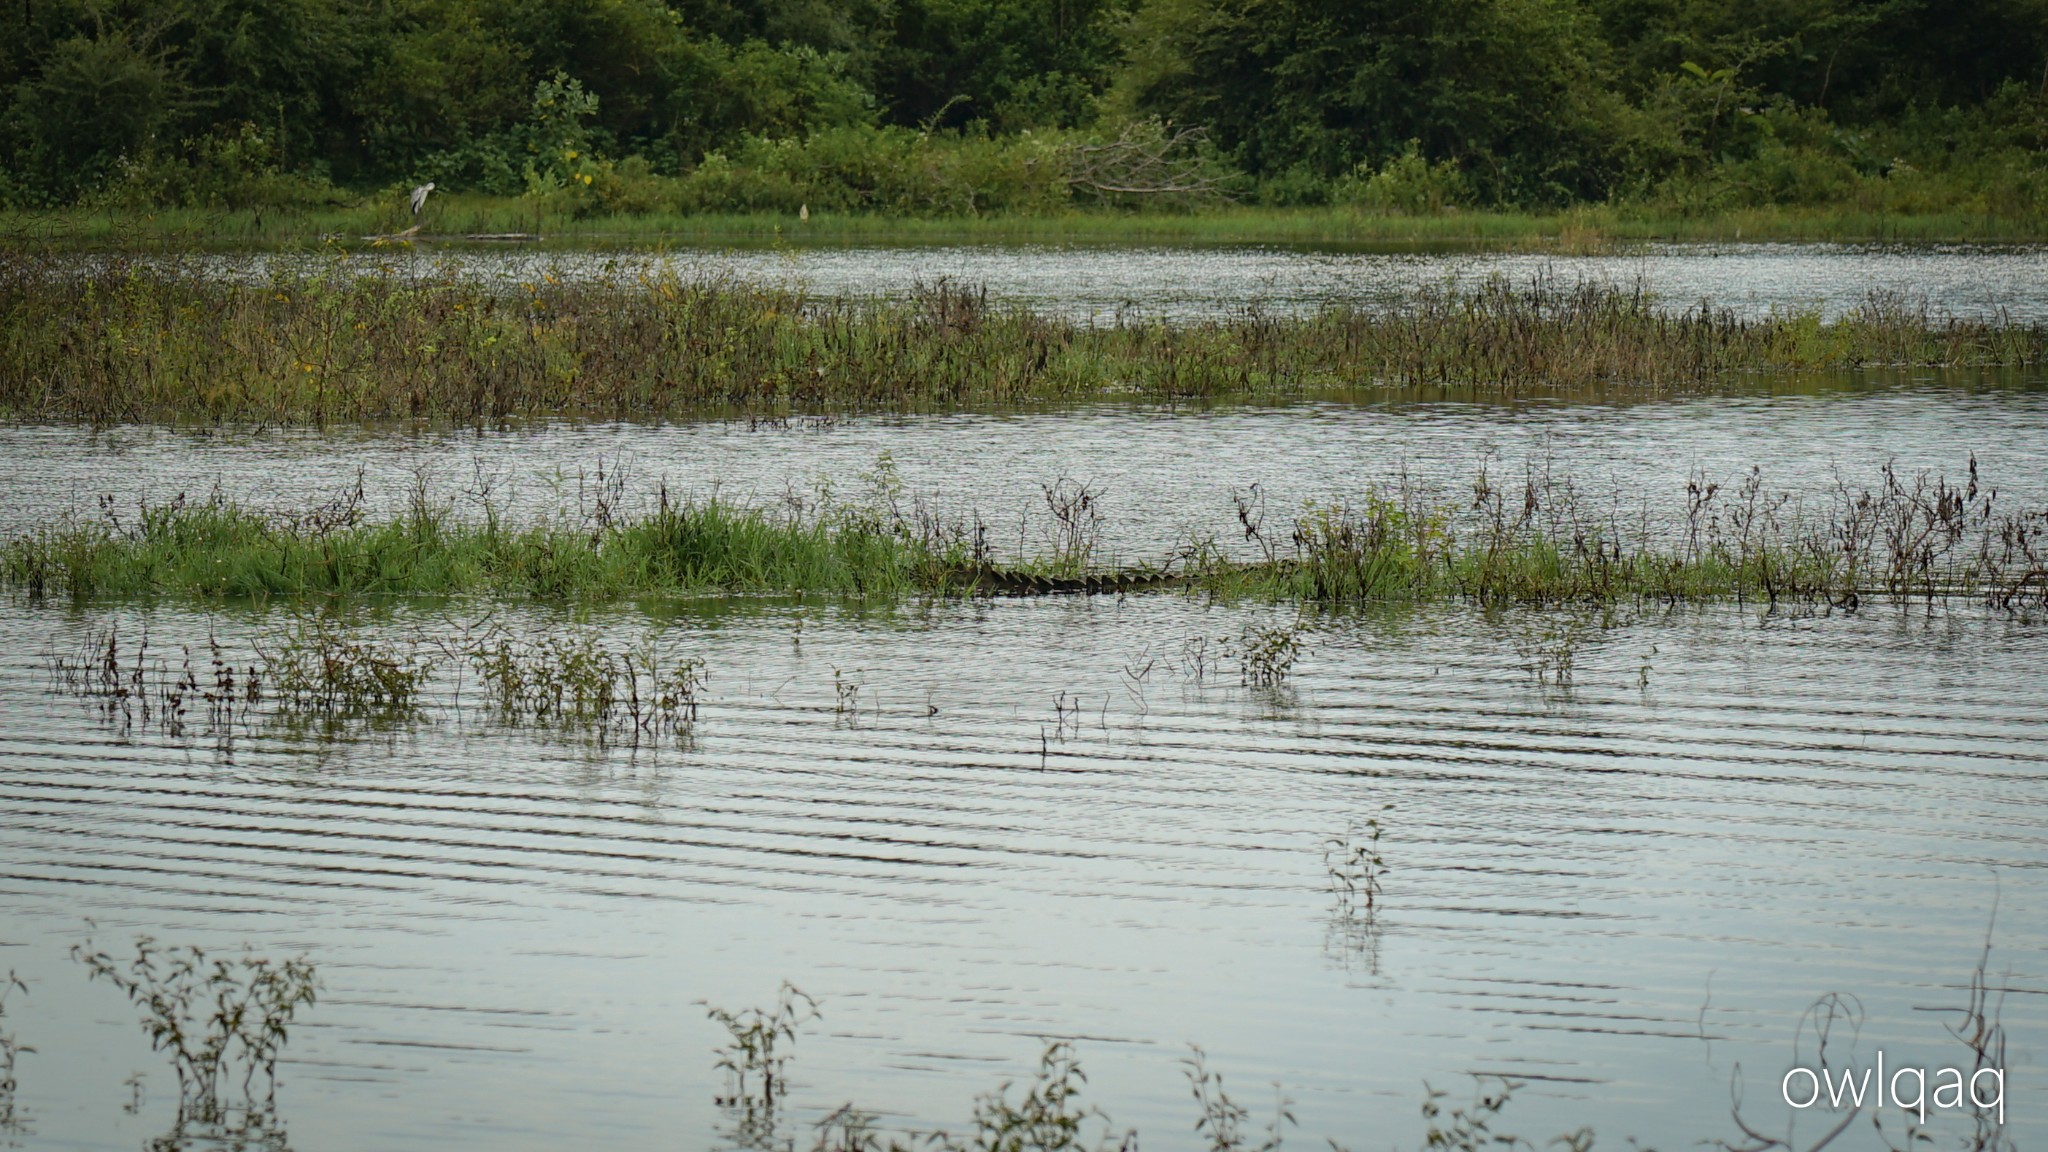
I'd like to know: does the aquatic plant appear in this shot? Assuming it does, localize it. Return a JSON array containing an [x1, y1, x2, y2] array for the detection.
[[1325, 811, 1393, 916], [1233, 623, 1306, 687], [832, 666, 863, 717], [1510, 616, 1593, 689], [1185, 1045, 1294, 1152], [467, 629, 705, 741], [47, 622, 263, 738], [932, 1042, 1137, 1152], [1945, 917, 2011, 1152], [741, 958, 2020, 1152], [0, 482, 958, 602], [1041, 480, 1107, 579], [1323, 811, 1393, 974], [257, 615, 430, 715], [1201, 458, 2048, 612], [5, 259, 2046, 424], [1415, 1077, 1544, 1152], [813, 1104, 895, 1152], [71, 936, 317, 1128], [0, 972, 28, 1138], [705, 983, 820, 1114], [43, 612, 725, 747]]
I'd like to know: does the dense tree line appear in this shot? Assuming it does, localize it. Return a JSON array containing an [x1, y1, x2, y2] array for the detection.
[[3, 0, 2046, 212]]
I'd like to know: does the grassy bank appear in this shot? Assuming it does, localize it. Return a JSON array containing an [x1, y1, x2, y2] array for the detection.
[[4, 259, 2043, 423], [13, 202, 2048, 249], [1, 485, 967, 601], [8, 466, 2042, 609]]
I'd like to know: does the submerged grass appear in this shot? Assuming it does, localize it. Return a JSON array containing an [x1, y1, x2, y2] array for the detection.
[[6, 462, 2044, 610], [2, 256, 2044, 422]]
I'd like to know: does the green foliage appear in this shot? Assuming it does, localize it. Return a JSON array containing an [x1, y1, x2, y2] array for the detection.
[[8, 29, 175, 203], [672, 124, 1070, 215], [1334, 141, 1471, 214], [876, 0, 1130, 132], [703, 982, 818, 1110], [469, 628, 706, 736], [931, 1041, 1133, 1152], [2, 0, 2046, 212], [260, 615, 432, 714], [1124, 0, 1630, 205], [100, 121, 343, 210], [9, 455, 2046, 611], [71, 935, 317, 1125], [0, 472, 996, 602], [519, 71, 605, 197]]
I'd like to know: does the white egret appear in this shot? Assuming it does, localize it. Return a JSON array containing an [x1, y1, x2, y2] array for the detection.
[[409, 182, 436, 217]]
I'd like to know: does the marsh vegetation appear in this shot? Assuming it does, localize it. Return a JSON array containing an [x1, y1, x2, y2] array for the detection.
[[9, 460, 2043, 611], [4, 262, 2045, 423], [45, 613, 711, 747]]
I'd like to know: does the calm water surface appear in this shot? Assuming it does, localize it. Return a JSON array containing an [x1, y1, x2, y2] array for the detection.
[[178, 241, 2048, 321]]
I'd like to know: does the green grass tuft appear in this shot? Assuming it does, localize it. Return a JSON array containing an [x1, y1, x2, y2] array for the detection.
[[8, 465, 2043, 609]]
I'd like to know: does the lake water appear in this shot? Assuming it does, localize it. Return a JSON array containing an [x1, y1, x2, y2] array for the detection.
[[169, 240, 2048, 321], [1, 595, 2043, 1151], [4, 381, 2048, 562], [2, 245, 2046, 1151]]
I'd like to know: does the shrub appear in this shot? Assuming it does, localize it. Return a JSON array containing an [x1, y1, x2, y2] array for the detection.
[[1334, 141, 1472, 214]]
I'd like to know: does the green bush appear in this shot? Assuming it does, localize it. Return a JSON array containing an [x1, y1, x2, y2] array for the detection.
[[670, 125, 1069, 216], [98, 123, 342, 211], [4, 0, 2048, 216], [1334, 142, 1472, 214]]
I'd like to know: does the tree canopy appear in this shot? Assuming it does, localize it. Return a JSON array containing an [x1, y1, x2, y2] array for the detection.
[[2, 0, 2044, 211]]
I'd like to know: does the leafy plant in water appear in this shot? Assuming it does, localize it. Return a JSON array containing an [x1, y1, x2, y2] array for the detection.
[[1943, 908, 2012, 1152], [930, 1041, 1136, 1152], [1234, 624, 1305, 687], [1510, 615, 1594, 689], [1326, 809, 1393, 916], [0, 971, 29, 1138], [467, 629, 705, 741], [48, 623, 262, 739], [832, 666, 863, 717], [259, 616, 429, 715], [1419, 1076, 1530, 1152], [71, 936, 316, 1127], [814, 1103, 905, 1152], [705, 982, 819, 1113], [1041, 479, 1106, 578], [1185, 1045, 1293, 1152]]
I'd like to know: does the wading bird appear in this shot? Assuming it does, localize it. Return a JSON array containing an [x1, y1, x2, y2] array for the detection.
[[409, 182, 436, 217]]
